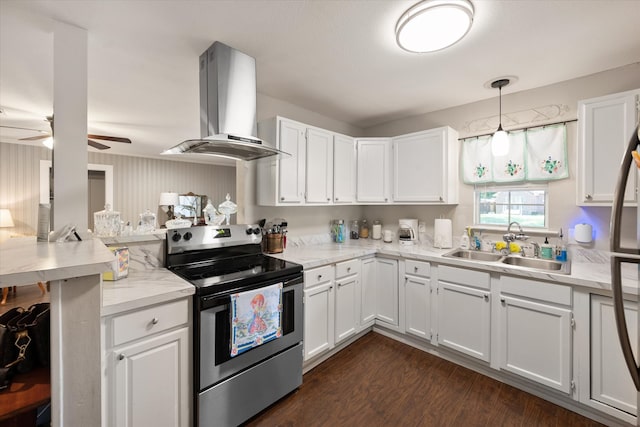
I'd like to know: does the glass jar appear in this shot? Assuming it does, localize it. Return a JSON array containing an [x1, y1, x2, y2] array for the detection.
[[372, 220, 382, 240], [93, 204, 121, 237], [350, 220, 359, 239], [333, 220, 346, 243], [360, 219, 369, 239], [137, 209, 157, 234]]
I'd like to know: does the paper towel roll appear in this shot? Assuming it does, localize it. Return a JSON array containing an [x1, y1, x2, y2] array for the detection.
[[434, 219, 453, 248], [574, 223, 593, 243]]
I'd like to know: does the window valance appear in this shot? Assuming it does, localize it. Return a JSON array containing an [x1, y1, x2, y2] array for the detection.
[[461, 124, 568, 184]]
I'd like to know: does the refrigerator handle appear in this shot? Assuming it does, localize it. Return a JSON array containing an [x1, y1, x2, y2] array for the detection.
[[610, 124, 640, 255], [610, 256, 640, 390], [609, 124, 640, 391]]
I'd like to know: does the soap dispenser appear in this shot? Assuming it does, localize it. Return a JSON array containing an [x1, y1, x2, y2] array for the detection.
[[541, 237, 554, 259], [460, 228, 470, 250]]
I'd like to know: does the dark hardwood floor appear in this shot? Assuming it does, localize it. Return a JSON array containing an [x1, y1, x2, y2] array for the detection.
[[245, 332, 604, 427]]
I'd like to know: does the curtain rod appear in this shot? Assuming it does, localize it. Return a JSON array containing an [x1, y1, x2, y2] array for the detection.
[[458, 118, 578, 141]]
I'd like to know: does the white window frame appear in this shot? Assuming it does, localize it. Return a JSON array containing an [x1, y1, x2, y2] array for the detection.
[[473, 183, 549, 229]]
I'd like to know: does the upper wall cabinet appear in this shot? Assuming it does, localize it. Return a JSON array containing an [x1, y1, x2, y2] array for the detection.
[[333, 135, 356, 204], [577, 89, 640, 206], [356, 138, 392, 203], [257, 117, 333, 206], [392, 126, 458, 204]]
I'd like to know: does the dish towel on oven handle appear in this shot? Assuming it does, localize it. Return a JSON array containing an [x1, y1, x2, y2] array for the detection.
[[230, 282, 283, 357]]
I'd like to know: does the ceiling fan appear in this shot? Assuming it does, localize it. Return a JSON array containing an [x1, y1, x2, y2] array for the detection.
[[2, 115, 132, 150]]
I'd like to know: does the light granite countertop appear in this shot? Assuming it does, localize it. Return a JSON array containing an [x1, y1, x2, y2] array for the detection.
[[269, 239, 640, 297], [0, 236, 114, 286]]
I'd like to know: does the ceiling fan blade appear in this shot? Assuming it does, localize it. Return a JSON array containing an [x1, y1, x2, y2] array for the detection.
[[88, 139, 110, 150], [87, 134, 131, 144], [19, 134, 51, 141]]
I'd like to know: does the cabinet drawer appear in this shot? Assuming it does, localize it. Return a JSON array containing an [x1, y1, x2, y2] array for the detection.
[[501, 275, 571, 306], [111, 299, 189, 346], [438, 265, 490, 290], [335, 259, 360, 279], [405, 259, 431, 277], [304, 265, 335, 288]]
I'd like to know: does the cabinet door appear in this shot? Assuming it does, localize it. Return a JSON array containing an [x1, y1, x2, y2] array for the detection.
[[404, 275, 431, 340], [356, 139, 391, 203], [437, 281, 490, 362], [333, 135, 356, 203], [360, 258, 376, 327], [113, 327, 189, 427], [306, 127, 334, 204], [375, 258, 398, 326], [591, 295, 638, 415], [578, 90, 639, 205], [393, 130, 445, 202], [499, 296, 572, 393], [335, 274, 359, 344], [278, 119, 306, 204], [303, 281, 335, 360]]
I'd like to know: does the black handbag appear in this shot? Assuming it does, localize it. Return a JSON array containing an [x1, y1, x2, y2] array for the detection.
[[0, 303, 50, 391]]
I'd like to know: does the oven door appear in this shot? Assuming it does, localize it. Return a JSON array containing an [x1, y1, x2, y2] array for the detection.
[[197, 273, 303, 390]]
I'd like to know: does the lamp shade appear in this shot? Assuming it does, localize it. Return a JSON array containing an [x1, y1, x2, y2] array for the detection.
[[491, 129, 509, 156], [158, 192, 180, 207], [396, 0, 474, 53], [0, 209, 15, 228]]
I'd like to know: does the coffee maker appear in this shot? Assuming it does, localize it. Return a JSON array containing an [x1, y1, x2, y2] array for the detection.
[[398, 219, 418, 245]]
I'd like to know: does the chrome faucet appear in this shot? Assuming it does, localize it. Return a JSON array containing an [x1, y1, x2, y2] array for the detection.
[[530, 241, 541, 258], [503, 221, 528, 243]]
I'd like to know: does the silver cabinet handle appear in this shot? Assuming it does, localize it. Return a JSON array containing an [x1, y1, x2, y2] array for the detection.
[[500, 297, 505, 303], [335, 197, 339, 201], [439, 196, 443, 202], [414, 266, 418, 272], [151, 317, 159, 325], [317, 274, 322, 280], [347, 267, 351, 272], [384, 198, 388, 202], [484, 294, 489, 301], [280, 197, 285, 201], [327, 198, 330, 201], [585, 194, 592, 200], [118, 353, 125, 361]]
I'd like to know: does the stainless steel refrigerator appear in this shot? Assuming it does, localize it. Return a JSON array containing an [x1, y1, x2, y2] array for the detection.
[[610, 124, 640, 422]]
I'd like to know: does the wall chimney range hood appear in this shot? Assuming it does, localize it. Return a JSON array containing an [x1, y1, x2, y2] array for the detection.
[[163, 42, 289, 161]]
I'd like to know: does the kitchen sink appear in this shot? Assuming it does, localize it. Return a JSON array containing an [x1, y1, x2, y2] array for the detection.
[[442, 249, 504, 262], [500, 256, 571, 274]]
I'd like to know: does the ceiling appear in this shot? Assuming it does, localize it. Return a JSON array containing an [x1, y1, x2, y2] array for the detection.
[[1, 0, 639, 166]]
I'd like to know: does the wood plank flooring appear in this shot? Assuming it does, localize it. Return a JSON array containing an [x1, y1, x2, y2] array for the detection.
[[245, 332, 604, 427]]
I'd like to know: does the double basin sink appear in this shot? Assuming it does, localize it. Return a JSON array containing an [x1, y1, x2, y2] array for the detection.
[[442, 248, 571, 275]]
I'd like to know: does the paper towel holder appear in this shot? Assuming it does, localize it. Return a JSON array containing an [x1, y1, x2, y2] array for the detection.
[[574, 223, 593, 243]]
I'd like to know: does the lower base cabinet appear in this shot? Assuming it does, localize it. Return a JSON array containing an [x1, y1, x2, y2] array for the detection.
[[335, 260, 361, 344], [498, 276, 573, 394], [374, 258, 398, 326], [104, 298, 191, 427], [590, 295, 638, 416], [403, 260, 432, 340], [437, 266, 491, 362], [303, 265, 335, 361]]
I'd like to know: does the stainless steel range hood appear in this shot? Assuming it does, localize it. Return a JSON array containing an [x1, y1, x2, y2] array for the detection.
[[163, 42, 289, 161]]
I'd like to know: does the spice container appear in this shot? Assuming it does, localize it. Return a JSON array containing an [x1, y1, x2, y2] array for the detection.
[[372, 220, 382, 240], [350, 220, 359, 239], [360, 220, 369, 239]]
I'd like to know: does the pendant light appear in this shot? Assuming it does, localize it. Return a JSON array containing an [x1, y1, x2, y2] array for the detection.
[[491, 78, 510, 156]]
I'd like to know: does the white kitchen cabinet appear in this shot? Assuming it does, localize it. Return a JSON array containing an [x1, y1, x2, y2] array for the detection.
[[392, 127, 458, 204], [356, 138, 391, 203], [403, 260, 432, 341], [333, 134, 356, 204], [104, 298, 191, 427], [360, 257, 377, 328], [374, 258, 399, 326], [334, 259, 361, 344], [590, 295, 638, 416], [577, 89, 640, 206], [305, 127, 334, 204], [498, 275, 573, 394], [437, 266, 491, 362], [303, 266, 335, 360]]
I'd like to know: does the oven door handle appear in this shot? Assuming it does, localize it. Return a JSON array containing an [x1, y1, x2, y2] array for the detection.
[[282, 275, 303, 288]]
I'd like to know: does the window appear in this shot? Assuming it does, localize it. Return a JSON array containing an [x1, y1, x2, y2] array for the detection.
[[475, 186, 548, 228]]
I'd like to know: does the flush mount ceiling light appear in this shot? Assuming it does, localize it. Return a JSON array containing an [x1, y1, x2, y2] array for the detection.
[[491, 78, 510, 156], [395, 0, 474, 53]]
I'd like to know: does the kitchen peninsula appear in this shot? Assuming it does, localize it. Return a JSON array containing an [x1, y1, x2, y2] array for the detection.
[[0, 236, 113, 426]]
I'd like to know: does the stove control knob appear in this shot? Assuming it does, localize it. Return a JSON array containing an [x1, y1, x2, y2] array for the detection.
[[245, 228, 253, 235], [172, 232, 181, 242], [183, 232, 193, 241], [252, 228, 261, 235]]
